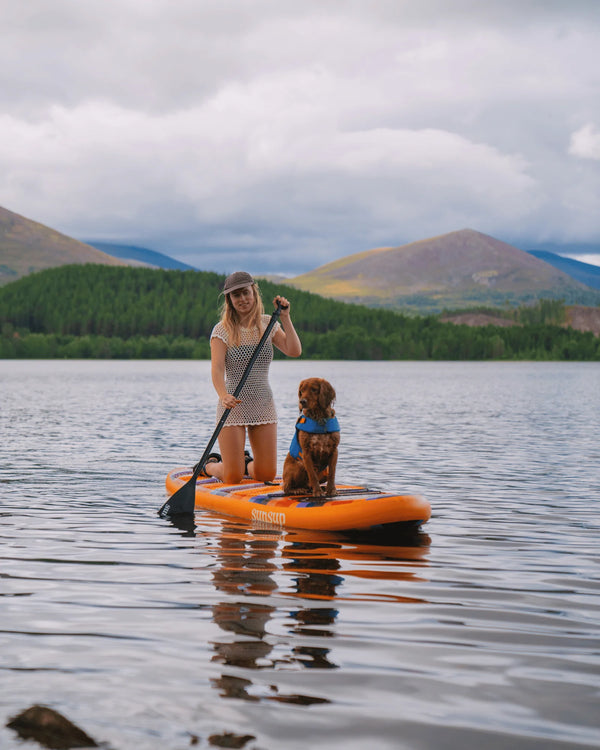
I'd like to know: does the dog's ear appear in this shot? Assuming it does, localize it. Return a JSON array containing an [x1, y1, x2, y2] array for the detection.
[[298, 379, 306, 399], [319, 380, 336, 411]]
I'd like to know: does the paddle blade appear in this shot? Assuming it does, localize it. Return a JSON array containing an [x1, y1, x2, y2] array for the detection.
[[158, 475, 196, 517]]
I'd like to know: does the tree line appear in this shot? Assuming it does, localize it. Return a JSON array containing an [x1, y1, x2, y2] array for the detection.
[[0, 264, 598, 360]]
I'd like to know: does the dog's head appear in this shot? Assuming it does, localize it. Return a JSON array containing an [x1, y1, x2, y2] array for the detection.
[[298, 378, 336, 420]]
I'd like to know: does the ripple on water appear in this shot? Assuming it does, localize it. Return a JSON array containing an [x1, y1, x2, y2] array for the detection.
[[1, 360, 599, 750]]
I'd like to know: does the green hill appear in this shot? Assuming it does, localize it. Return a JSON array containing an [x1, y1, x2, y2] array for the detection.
[[0, 205, 127, 285], [289, 229, 600, 312], [0, 264, 409, 341], [0, 265, 598, 361]]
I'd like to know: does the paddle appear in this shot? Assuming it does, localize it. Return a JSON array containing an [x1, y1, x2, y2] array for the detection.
[[158, 300, 285, 518]]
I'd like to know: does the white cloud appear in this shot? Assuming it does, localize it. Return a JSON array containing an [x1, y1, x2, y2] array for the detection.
[[563, 253, 600, 268], [569, 124, 600, 160], [0, 1, 599, 272], [0, 96, 539, 268]]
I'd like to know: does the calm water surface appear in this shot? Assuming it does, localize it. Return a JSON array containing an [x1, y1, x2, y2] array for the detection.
[[1, 360, 599, 750]]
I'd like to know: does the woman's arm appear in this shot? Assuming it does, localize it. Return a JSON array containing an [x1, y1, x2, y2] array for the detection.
[[272, 295, 302, 358]]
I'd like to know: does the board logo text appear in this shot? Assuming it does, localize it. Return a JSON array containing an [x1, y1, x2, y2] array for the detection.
[[251, 508, 285, 527]]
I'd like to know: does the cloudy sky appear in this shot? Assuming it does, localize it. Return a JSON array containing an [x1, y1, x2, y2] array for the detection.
[[1, 0, 599, 274]]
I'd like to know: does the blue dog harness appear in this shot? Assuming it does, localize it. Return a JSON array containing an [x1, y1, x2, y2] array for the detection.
[[289, 415, 340, 460]]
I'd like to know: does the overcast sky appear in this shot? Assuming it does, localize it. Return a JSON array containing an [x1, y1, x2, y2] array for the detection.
[[1, 1, 599, 274]]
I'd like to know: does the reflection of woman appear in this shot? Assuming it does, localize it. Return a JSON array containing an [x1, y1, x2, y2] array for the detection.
[[203, 271, 302, 484], [209, 525, 340, 700]]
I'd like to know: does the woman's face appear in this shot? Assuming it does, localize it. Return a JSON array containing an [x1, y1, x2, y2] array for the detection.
[[228, 285, 255, 316]]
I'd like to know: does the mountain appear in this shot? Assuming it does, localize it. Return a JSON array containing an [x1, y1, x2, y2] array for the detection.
[[526, 240, 600, 257], [85, 241, 197, 271], [0, 205, 127, 286], [527, 250, 600, 290], [288, 229, 599, 312]]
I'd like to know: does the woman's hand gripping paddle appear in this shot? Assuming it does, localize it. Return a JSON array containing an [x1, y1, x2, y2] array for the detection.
[[158, 301, 285, 518]]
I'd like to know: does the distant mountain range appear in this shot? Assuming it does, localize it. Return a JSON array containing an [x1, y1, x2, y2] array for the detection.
[[288, 229, 600, 312], [85, 242, 197, 271], [526, 250, 600, 290], [0, 205, 198, 286], [2, 204, 599, 312], [0, 205, 127, 285]]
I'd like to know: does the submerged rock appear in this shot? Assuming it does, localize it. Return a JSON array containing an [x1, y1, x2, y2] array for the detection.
[[208, 732, 255, 748], [6, 705, 98, 749]]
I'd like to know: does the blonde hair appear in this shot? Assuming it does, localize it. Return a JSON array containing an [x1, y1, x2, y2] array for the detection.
[[220, 282, 265, 347]]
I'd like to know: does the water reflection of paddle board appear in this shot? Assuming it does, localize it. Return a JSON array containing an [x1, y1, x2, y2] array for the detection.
[[165, 468, 431, 533]]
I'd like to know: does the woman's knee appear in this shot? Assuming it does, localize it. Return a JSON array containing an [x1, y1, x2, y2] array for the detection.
[[218, 426, 246, 483], [251, 457, 276, 483], [223, 468, 244, 484], [247, 424, 277, 481]]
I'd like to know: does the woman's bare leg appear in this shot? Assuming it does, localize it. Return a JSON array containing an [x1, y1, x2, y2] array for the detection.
[[247, 422, 277, 482], [204, 425, 246, 484]]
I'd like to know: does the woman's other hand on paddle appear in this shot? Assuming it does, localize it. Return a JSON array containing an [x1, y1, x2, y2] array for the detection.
[[274, 295, 290, 314], [272, 295, 302, 358]]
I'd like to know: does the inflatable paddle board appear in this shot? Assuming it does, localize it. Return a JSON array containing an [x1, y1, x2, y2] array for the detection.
[[165, 468, 431, 533]]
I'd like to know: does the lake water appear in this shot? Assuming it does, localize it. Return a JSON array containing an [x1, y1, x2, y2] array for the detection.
[[1, 360, 599, 750]]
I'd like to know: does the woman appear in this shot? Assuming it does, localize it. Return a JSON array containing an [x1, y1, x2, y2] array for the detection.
[[202, 271, 302, 484]]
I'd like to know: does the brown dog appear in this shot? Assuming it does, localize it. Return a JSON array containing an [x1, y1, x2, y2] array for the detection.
[[282, 378, 340, 498]]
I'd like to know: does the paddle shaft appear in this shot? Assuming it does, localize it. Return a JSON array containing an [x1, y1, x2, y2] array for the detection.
[[159, 301, 284, 517]]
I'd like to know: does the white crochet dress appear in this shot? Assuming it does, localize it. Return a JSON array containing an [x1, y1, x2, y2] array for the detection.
[[211, 315, 282, 427]]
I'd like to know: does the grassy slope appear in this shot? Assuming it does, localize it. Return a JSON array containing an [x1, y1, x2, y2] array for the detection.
[[289, 229, 598, 312], [0, 206, 126, 285]]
